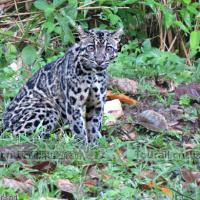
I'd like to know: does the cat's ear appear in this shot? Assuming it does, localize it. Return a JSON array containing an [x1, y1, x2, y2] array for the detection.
[[112, 28, 123, 42], [77, 26, 88, 39]]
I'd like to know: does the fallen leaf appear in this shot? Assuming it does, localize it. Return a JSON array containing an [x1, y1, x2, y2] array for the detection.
[[116, 147, 127, 161], [159, 186, 173, 197], [135, 170, 156, 179], [139, 181, 155, 190], [84, 164, 100, 179], [107, 90, 138, 105], [121, 132, 137, 141], [121, 123, 134, 132], [139, 182, 173, 197], [109, 77, 137, 95], [175, 83, 200, 101], [30, 161, 56, 173], [57, 179, 79, 194], [83, 179, 98, 187], [182, 143, 196, 149], [1, 177, 33, 193], [180, 168, 195, 183], [192, 172, 200, 186], [137, 110, 168, 132]]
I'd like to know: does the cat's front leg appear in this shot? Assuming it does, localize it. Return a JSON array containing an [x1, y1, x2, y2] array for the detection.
[[86, 101, 104, 144], [66, 102, 88, 143]]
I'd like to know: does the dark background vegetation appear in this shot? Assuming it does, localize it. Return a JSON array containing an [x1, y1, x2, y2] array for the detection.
[[0, 0, 199, 99]]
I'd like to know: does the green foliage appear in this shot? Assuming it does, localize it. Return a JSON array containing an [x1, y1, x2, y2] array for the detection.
[[0, 0, 199, 98], [109, 40, 199, 83], [21, 45, 38, 65], [179, 94, 191, 106], [190, 31, 200, 57]]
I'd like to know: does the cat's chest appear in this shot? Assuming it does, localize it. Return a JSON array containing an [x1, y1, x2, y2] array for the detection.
[[68, 73, 106, 106]]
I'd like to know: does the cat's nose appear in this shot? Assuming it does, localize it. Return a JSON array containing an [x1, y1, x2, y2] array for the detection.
[[96, 60, 103, 65], [95, 58, 104, 65]]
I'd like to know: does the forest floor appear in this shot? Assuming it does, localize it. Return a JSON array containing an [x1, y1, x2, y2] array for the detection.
[[0, 77, 200, 200]]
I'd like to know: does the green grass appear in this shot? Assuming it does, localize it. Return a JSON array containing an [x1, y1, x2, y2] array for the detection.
[[0, 105, 200, 200], [0, 42, 200, 199]]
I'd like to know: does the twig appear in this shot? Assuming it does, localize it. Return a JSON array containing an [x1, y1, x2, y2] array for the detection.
[[0, 32, 59, 53], [0, 5, 129, 19], [170, 188, 195, 200], [168, 33, 177, 52], [79, 1, 96, 8], [167, 28, 175, 51], [0, 11, 41, 18], [0, 16, 36, 25], [77, 6, 129, 10], [180, 36, 192, 66], [13, 0, 24, 34]]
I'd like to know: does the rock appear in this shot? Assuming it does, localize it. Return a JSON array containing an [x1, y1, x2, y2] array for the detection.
[[109, 77, 137, 95], [104, 99, 124, 125], [137, 110, 168, 132]]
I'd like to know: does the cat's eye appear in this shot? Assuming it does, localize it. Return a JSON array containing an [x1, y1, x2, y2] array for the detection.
[[106, 46, 113, 53], [86, 45, 95, 52]]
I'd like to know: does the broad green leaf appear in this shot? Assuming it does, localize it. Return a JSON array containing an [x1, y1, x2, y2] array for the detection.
[[34, 0, 54, 17], [5, 44, 17, 63], [63, 5, 77, 20], [187, 5, 198, 15], [21, 45, 37, 65], [164, 12, 174, 28], [190, 31, 200, 56], [68, 0, 77, 7], [34, 0, 49, 11], [183, 0, 191, 4], [142, 39, 152, 51], [53, 0, 65, 8], [0, 45, 2, 59], [56, 14, 74, 44], [175, 21, 189, 33], [43, 16, 55, 33]]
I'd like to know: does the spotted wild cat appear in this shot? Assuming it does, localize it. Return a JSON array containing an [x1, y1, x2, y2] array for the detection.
[[2, 26, 123, 143]]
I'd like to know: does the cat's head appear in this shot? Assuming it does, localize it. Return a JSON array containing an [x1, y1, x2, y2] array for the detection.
[[76, 26, 123, 71]]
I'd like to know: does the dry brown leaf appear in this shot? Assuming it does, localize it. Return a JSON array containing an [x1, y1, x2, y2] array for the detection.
[[57, 179, 79, 194], [2, 177, 33, 192], [84, 164, 100, 180], [180, 168, 195, 183], [135, 170, 156, 179], [106, 90, 138, 105], [182, 143, 196, 149], [30, 161, 56, 173], [139, 181, 155, 189], [121, 132, 137, 141], [139, 182, 173, 197], [158, 186, 173, 197], [192, 172, 200, 186], [121, 124, 134, 132], [83, 179, 98, 187]]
